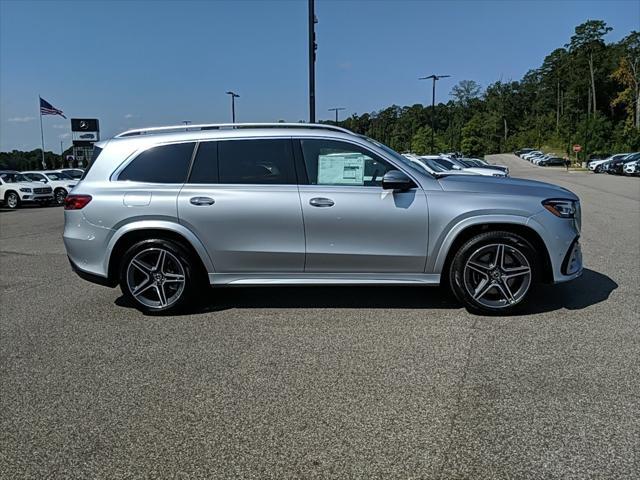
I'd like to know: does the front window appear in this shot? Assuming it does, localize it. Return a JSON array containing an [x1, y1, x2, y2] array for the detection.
[[300, 139, 395, 187]]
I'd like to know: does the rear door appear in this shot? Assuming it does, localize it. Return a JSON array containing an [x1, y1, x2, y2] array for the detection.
[[177, 138, 305, 273]]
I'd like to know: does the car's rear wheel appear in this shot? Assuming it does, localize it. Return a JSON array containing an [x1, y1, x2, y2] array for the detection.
[[54, 188, 67, 205], [5, 191, 20, 209], [449, 231, 538, 314], [119, 238, 197, 314]]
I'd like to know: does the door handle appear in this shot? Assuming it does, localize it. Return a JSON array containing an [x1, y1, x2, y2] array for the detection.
[[190, 196, 215, 206], [309, 197, 334, 207]]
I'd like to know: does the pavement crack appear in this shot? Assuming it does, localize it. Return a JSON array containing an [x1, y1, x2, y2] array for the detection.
[[436, 316, 480, 480]]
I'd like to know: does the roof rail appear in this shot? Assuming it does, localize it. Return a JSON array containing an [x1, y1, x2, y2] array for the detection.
[[114, 122, 354, 138]]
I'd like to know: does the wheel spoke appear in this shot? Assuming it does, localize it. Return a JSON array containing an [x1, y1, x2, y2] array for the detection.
[[467, 260, 490, 277], [495, 282, 516, 304], [163, 273, 185, 283], [132, 281, 154, 298], [473, 278, 495, 300], [155, 250, 167, 273], [494, 244, 505, 269], [131, 258, 152, 276], [503, 266, 530, 280], [155, 285, 168, 307]]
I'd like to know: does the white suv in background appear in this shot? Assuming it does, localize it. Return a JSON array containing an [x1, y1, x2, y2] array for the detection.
[[22, 170, 78, 205], [0, 170, 54, 208]]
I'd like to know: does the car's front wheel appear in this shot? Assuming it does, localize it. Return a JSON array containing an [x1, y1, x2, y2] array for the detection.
[[5, 191, 20, 209], [449, 231, 538, 314], [119, 238, 198, 314]]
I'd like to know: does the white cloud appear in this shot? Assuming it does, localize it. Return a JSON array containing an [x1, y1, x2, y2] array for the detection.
[[124, 113, 135, 119], [58, 133, 71, 139], [7, 116, 36, 123]]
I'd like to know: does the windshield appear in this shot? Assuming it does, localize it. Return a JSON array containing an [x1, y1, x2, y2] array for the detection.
[[64, 170, 83, 179], [360, 137, 432, 177], [45, 172, 72, 181], [0, 172, 30, 183]]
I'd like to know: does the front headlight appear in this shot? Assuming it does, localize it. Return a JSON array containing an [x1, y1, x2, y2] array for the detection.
[[19, 187, 32, 193], [542, 199, 576, 218]]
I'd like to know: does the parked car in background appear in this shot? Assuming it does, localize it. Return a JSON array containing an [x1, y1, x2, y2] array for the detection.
[[623, 159, 639, 176], [523, 151, 543, 161], [404, 154, 477, 176], [538, 157, 568, 167], [457, 158, 510, 175], [0, 170, 54, 209], [420, 155, 507, 177], [22, 170, 78, 205], [606, 152, 640, 175], [588, 153, 629, 173], [64, 123, 583, 315], [515, 148, 534, 156], [59, 168, 84, 180]]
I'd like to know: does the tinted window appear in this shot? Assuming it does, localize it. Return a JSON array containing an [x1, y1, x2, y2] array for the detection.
[[119, 142, 195, 183], [300, 139, 394, 187], [218, 139, 295, 184], [25, 173, 46, 182], [188, 141, 218, 183]]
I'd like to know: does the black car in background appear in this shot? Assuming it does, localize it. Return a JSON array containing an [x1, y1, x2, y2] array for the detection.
[[538, 157, 567, 167]]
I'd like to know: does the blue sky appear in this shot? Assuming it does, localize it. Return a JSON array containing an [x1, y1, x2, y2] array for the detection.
[[1, 0, 637, 151]]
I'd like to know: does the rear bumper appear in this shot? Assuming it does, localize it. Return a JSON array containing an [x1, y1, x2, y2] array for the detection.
[[68, 256, 117, 287]]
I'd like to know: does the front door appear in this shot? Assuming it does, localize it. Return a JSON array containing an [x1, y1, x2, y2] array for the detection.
[[178, 138, 305, 273], [297, 138, 428, 273]]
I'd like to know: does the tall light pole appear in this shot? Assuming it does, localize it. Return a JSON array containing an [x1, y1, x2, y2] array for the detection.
[[225, 91, 240, 123], [328, 107, 345, 123], [419, 74, 451, 153], [308, 0, 317, 123]]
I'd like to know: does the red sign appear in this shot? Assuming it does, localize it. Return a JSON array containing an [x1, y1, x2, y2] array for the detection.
[[572, 144, 582, 153]]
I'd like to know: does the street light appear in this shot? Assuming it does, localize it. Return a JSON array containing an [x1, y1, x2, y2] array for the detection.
[[308, 0, 317, 123], [328, 107, 345, 123], [225, 91, 240, 123], [419, 74, 451, 153]]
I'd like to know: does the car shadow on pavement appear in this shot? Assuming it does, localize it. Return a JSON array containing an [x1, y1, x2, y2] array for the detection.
[[522, 268, 618, 314], [115, 268, 616, 316]]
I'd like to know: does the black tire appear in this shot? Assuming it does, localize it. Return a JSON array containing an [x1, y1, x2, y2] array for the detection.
[[448, 231, 539, 315], [5, 191, 20, 209], [119, 238, 200, 314], [54, 188, 67, 205]]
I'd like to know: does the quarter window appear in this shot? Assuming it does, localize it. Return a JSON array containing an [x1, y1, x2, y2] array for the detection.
[[218, 139, 295, 185], [300, 139, 395, 187], [119, 142, 195, 183]]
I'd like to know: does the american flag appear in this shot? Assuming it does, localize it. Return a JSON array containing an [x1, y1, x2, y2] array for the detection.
[[40, 97, 66, 119]]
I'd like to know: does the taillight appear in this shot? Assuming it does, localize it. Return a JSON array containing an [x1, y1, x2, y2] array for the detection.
[[64, 194, 92, 210]]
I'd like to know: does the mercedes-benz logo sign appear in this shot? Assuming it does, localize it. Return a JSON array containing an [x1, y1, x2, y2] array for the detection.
[[80, 121, 88, 130]]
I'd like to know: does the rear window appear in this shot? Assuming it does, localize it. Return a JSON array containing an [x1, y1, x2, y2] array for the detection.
[[218, 139, 295, 184], [119, 142, 195, 183]]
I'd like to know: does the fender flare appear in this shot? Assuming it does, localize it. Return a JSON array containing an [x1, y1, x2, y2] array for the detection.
[[430, 213, 547, 274], [103, 220, 215, 276]]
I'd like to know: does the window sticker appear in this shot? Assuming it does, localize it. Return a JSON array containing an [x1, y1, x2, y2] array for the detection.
[[317, 153, 366, 185]]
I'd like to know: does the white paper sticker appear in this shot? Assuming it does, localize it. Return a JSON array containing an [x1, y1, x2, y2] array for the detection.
[[317, 153, 366, 185]]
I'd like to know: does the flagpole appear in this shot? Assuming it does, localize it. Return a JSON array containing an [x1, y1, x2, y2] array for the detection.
[[38, 95, 46, 169]]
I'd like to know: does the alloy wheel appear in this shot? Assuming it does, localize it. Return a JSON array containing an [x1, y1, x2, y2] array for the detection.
[[6, 193, 18, 209], [463, 243, 532, 309], [126, 247, 186, 309], [55, 189, 67, 205]]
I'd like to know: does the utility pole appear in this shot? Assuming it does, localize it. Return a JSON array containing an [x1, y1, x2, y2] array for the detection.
[[225, 91, 239, 123], [328, 107, 345, 123], [182, 120, 191, 131], [419, 74, 451, 153], [308, 0, 317, 123]]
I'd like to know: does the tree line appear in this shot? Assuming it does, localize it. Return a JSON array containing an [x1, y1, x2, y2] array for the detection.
[[331, 21, 639, 160]]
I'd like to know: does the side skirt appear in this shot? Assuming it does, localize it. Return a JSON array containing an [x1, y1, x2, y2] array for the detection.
[[209, 273, 441, 286]]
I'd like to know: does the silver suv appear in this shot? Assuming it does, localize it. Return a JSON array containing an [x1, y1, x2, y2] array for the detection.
[[63, 123, 583, 314]]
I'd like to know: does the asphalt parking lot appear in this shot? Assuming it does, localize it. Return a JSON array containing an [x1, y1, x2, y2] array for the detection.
[[1, 154, 638, 479]]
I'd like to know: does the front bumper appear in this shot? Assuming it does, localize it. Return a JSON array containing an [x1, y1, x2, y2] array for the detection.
[[21, 194, 54, 203]]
